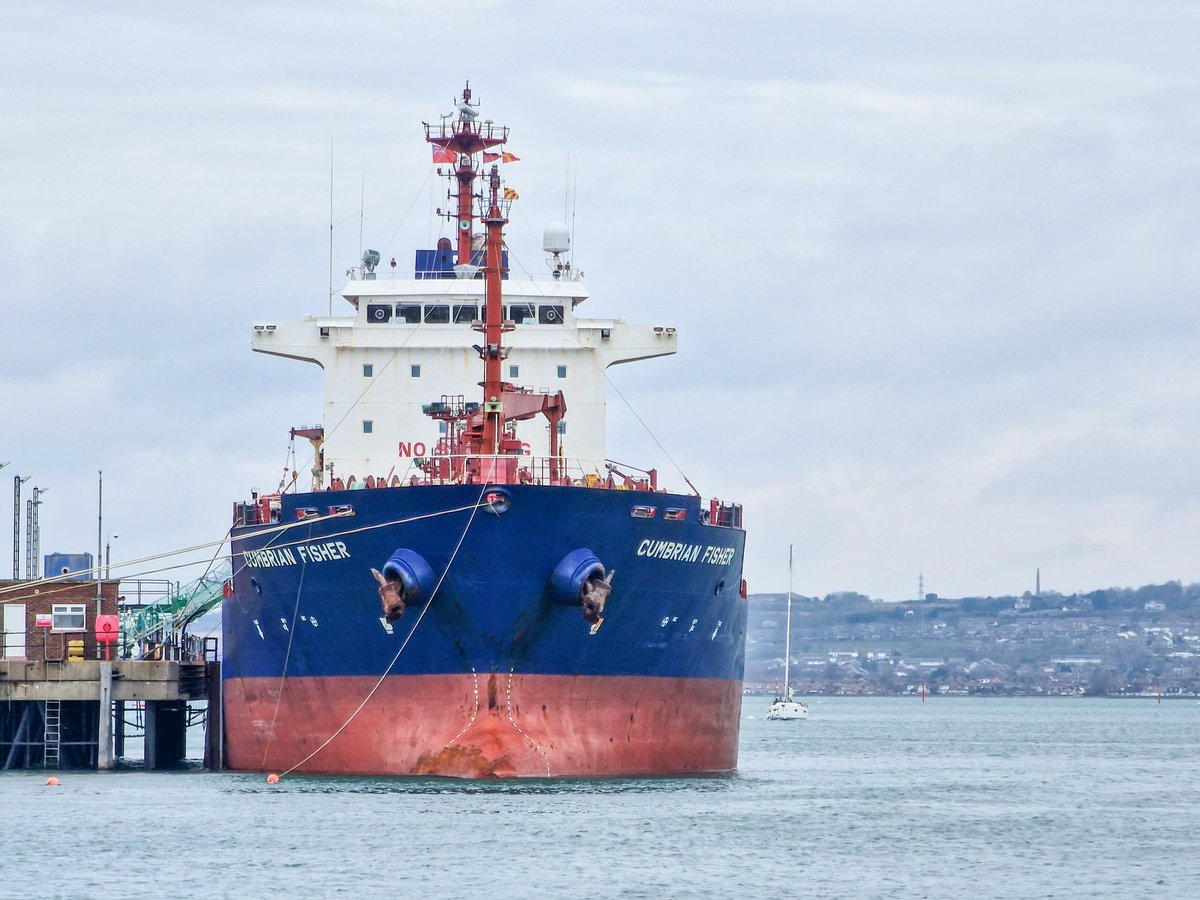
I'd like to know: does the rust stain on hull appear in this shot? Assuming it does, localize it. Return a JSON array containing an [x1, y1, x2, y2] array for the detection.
[[412, 744, 515, 778]]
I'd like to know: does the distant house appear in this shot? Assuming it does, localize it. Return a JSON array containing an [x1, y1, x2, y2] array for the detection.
[[1051, 657, 1102, 666]]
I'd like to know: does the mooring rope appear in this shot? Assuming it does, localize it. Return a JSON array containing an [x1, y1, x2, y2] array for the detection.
[[261, 534, 310, 769], [0, 510, 347, 601], [275, 481, 491, 777], [0, 501, 490, 607]]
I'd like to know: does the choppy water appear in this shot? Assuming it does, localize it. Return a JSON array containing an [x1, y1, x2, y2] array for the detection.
[[3, 697, 1198, 898]]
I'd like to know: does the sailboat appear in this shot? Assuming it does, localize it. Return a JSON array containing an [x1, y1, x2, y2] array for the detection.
[[767, 544, 808, 721]]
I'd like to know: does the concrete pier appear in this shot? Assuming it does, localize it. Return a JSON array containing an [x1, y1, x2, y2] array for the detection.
[[98, 662, 113, 769], [0, 659, 210, 770]]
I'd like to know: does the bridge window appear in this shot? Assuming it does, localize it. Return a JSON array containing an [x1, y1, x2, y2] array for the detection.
[[424, 304, 450, 323], [453, 303, 477, 323], [366, 304, 391, 323], [411, 365, 421, 378], [506, 303, 535, 324], [362, 420, 374, 434], [509, 365, 519, 378], [396, 304, 421, 324], [363, 364, 373, 378], [557, 365, 567, 378], [539, 304, 565, 325]]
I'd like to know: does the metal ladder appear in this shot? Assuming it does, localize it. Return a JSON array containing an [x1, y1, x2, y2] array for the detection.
[[43, 700, 61, 769]]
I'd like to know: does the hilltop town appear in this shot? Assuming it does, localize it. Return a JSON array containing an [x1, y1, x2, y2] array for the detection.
[[745, 582, 1200, 697]]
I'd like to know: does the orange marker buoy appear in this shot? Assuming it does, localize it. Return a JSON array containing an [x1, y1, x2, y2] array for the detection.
[[267, 773, 280, 784], [46, 777, 60, 786]]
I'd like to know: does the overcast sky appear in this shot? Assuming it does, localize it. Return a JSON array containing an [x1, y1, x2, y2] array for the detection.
[[2, 1, 1198, 599]]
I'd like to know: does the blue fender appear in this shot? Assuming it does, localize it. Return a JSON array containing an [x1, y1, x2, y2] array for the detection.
[[382, 549, 435, 602], [549, 548, 604, 606]]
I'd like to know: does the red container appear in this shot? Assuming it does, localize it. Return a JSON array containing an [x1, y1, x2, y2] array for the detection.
[[95, 614, 119, 643]]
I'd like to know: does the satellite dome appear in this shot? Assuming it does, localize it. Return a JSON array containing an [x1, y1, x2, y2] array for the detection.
[[543, 222, 570, 255]]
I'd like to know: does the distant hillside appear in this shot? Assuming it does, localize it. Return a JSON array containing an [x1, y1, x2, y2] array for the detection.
[[745, 582, 1200, 696]]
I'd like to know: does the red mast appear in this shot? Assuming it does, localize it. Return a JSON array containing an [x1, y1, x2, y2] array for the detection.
[[479, 165, 508, 457], [424, 84, 508, 266], [422, 86, 565, 486]]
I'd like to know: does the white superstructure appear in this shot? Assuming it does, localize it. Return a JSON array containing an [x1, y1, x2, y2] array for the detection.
[[252, 267, 677, 487]]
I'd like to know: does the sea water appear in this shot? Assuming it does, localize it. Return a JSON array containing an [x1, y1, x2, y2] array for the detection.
[[2, 697, 1198, 898]]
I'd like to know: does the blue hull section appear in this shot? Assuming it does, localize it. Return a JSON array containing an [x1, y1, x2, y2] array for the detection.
[[222, 485, 747, 686]]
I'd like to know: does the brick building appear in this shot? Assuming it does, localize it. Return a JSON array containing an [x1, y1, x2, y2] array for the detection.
[[0, 579, 119, 661]]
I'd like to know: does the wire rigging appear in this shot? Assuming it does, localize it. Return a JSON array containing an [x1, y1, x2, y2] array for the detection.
[[276, 480, 492, 776]]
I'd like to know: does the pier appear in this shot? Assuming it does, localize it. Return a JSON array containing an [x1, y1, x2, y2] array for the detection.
[[1, 576, 222, 771], [0, 658, 218, 770]]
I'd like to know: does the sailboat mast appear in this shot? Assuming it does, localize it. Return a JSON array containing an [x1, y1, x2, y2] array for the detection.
[[784, 543, 793, 694]]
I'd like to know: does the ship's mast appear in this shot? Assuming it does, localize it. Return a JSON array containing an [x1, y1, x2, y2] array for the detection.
[[425, 83, 509, 267], [784, 543, 793, 698], [425, 85, 517, 474], [480, 165, 509, 455]]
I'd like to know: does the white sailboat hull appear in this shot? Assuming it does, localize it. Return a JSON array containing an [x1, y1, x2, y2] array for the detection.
[[766, 700, 808, 720]]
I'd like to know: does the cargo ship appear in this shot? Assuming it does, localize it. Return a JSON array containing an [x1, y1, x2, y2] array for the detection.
[[222, 85, 747, 777]]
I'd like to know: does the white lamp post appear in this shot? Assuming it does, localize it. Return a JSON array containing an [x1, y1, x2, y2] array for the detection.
[[105, 530, 118, 580]]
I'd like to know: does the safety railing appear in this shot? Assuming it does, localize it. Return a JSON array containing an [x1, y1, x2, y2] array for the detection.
[[232, 456, 744, 527]]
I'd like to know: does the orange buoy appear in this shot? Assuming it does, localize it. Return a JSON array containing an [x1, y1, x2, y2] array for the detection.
[[46, 777, 60, 786], [266, 773, 280, 784]]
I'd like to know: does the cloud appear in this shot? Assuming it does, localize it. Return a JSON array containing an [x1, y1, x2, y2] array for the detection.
[[3, 3, 1199, 598]]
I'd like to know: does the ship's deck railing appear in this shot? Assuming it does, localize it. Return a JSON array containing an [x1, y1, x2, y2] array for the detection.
[[343, 455, 646, 491], [346, 269, 584, 284], [424, 455, 644, 490], [234, 456, 743, 528]]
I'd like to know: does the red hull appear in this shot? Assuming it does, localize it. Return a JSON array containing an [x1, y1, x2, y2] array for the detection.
[[224, 674, 743, 777]]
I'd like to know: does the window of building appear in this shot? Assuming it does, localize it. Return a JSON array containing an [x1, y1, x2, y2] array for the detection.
[[539, 304, 565, 324], [363, 420, 374, 434], [411, 364, 421, 378], [453, 303, 477, 323], [423, 304, 450, 324], [363, 363, 373, 378], [557, 365, 568, 378], [396, 304, 421, 324], [51, 604, 86, 632]]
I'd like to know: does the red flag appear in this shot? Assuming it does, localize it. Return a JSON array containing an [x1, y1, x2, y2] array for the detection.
[[431, 144, 456, 164], [483, 151, 500, 162]]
